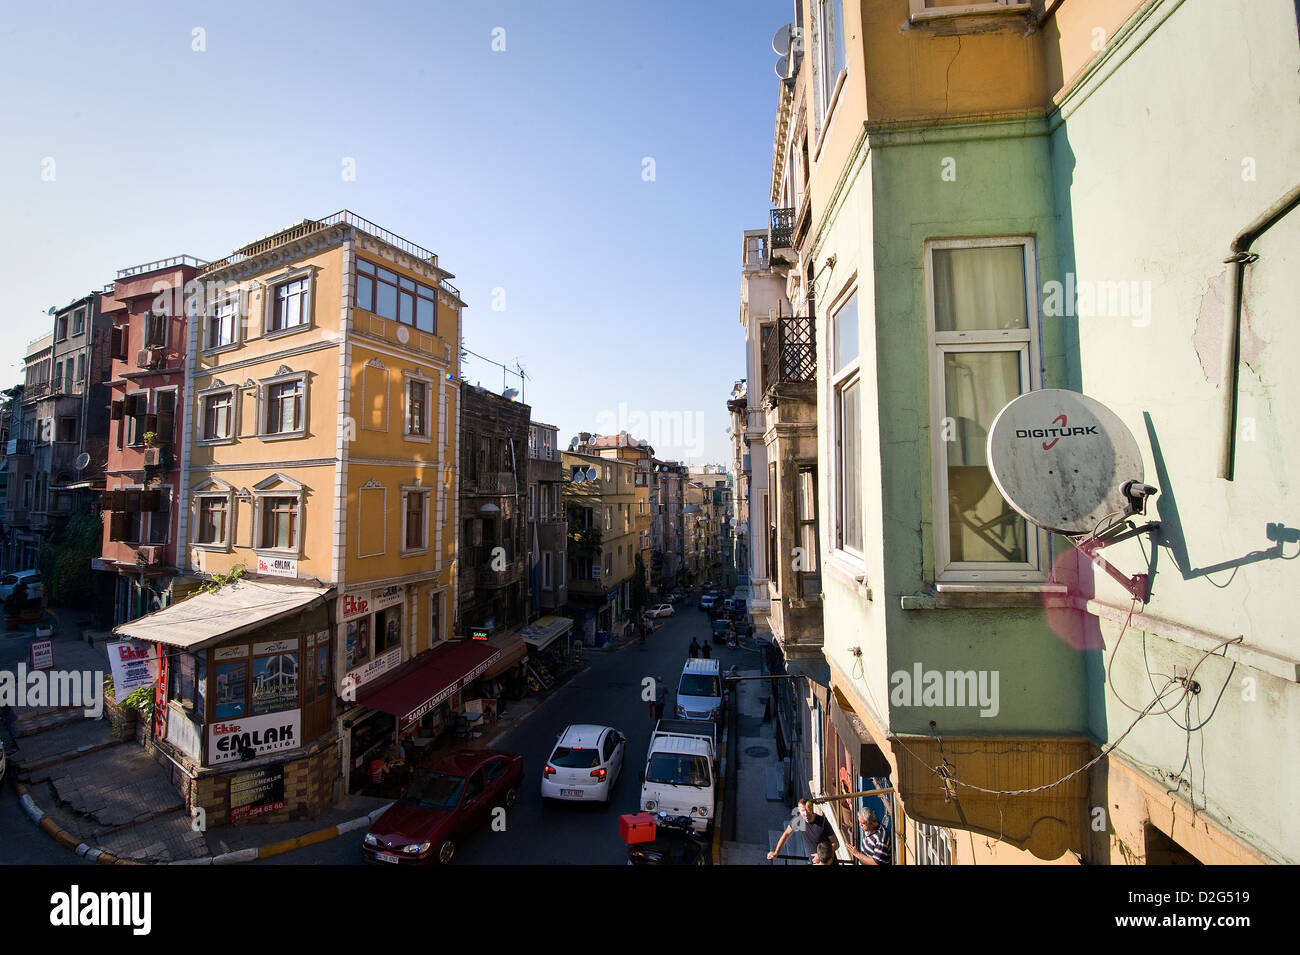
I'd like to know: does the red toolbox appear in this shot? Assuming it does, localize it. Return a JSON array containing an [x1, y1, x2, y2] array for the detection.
[[619, 812, 657, 844]]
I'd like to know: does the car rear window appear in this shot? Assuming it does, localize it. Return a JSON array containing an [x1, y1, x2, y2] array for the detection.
[[679, 675, 720, 697], [551, 746, 601, 768]]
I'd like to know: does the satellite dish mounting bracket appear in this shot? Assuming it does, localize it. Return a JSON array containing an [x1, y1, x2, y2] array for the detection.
[[1067, 485, 1162, 604]]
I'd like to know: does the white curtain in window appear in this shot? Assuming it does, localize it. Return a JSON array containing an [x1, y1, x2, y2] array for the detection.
[[933, 246, 1027, 332]]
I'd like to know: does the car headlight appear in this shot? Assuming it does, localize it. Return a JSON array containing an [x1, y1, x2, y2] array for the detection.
[[403, 842, 430, 855], [694, 806, 709, 816], [675, 705, 685, 717], [644, 799, 657, 811], [364, 833, 379, 847]]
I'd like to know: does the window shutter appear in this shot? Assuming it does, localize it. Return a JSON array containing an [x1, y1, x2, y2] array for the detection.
[[111, 326, 123, 360], [144, 413, 158, 434], [100, 490, 114, 510], [109, 511, 128, 541], [155, 409, 174, 443], [111, 489, 126, 511], [141, 490, 160, 513], [125, 488, 142, 513], [110, 399, 123, 420]]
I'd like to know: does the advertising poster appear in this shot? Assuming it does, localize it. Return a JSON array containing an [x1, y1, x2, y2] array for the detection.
[[251, 653, 298, 715], [106, 640, 156, 698]]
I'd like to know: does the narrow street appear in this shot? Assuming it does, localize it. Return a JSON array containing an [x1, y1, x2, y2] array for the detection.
[[260, 606, 760, 865]]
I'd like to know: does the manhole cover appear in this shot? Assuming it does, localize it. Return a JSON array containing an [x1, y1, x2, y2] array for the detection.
[[745, 746, 771, 758]]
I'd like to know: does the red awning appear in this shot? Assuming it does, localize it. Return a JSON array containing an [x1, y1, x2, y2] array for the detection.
[[357, 640, 502, 729]]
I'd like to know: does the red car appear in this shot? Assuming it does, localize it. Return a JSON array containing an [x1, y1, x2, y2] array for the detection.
[[362, 749, 524, 865]]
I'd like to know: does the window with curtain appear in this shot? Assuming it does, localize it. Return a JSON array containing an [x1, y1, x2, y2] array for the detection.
[[928, 239, 1039, 577], [832, 291, 861, 554]]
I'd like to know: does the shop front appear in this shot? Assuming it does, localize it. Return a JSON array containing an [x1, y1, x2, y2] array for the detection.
[[343, 639, 504, 793], [519, 615, 574, 692], [112, 580, 337, 827]]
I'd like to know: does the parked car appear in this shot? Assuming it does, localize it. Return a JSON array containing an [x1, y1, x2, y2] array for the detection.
[[638, 720, 717, 833], [0, 571, 42, 602], [647, 604, 674, 618], [362, 749, 523, 865], [711, 618, 731, 643], [541, 724, 627, 803], [698, 595, 717, 612]]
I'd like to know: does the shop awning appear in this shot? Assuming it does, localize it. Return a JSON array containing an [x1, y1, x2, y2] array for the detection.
[[518, 615, 574, 652], [481, 630, 527, 679], [113, 580, 332, 651], [357, 640, 502, 729]]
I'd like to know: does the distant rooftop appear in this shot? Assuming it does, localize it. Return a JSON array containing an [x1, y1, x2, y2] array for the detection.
[[117, 254, 209, 279]]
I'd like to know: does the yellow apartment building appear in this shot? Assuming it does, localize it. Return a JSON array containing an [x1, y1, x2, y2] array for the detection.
[[116, 211, 465, 820], [562, 450, 637, 641]]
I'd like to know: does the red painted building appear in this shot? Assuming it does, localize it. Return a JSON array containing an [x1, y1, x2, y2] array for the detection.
[[96, 255, 206, 622]]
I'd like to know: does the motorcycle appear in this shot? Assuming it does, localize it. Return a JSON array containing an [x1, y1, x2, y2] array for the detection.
[[626, 812, 710, 865]]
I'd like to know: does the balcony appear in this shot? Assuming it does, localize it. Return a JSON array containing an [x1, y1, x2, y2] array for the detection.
[[465, 471, 519, 495], [6, 439, 32, 457], [769, 207, 795, 250], [762, 315, 816, 391]]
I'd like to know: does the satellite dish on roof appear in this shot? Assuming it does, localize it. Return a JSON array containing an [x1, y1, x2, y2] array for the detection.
[[74, 452, 91, 471], [773, 23, 792, 56], [573, 470, 586, 483], [586, 467, 598, 481], [987, 390, 1147, 536], [774, 55, 789, 80]]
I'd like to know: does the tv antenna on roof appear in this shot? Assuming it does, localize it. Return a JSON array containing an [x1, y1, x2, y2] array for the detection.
[[987, 389, 1160, 603]]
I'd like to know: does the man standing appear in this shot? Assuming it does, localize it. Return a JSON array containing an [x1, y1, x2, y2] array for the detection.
[[768, 798, 839, 863], [689, 637, 701, 658], [845, 807, 892, 865]]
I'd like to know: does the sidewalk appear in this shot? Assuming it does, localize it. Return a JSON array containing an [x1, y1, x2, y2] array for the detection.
[[2, 609, 585, 865], [722, 663, 799, 865]]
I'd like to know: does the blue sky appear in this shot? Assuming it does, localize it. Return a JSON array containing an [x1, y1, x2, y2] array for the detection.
[[0, 0, 793, 465]]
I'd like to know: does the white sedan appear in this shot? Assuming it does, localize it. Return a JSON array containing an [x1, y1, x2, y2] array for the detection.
[[647, 604, 674, 618], [541, 725, 626, 803]]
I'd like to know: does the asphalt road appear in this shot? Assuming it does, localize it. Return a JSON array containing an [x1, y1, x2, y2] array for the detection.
[[261, 605, 753, 866]]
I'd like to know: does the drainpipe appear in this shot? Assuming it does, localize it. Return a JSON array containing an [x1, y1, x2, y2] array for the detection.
[[1218, 184, 1300, 480]]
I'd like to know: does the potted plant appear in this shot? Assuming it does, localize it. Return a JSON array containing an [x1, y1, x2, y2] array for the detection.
[[143, 431, 160, 447]]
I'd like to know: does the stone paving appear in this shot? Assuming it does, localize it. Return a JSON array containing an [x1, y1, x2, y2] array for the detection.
[[723, 663, 801, 865]]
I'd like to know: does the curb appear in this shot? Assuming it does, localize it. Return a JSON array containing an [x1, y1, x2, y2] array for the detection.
[[13, 777, 395, 865]]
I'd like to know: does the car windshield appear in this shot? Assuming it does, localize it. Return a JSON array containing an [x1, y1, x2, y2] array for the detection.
[[679, 675, 720, 697], [401, 771, 465, 810], [550, 745, 601, 768], [646, 753, 711, 787]]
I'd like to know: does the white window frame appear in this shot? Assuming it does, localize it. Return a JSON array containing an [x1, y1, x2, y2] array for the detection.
[[924, 236, 1043, 583], [252, 473, 306, 558], [259, 369, 308, 441], [402, 370, 433, 443], [197, 383, 238, 445], [400, 484, 431, 556], [811, 0, 848, 156], [204, 294, 243, 354], [192, 480, 236, 552], [542, 551, 553, 590], [826, 286, 863, 568], [263, 266, 316, 339], [908, 0, 1032, 22]]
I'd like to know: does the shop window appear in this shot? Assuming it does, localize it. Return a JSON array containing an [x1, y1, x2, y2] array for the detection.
[[215, 658, 248, 719], [251, 649, 299, 715], [346, 617, 372, 670]]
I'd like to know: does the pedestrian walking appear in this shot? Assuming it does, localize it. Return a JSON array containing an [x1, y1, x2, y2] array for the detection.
[[648, 676, 666, 721], [689, 637, 701, 658], [700, 641, 711, 659]]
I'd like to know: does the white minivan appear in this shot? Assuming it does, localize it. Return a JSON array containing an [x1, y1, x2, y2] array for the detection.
[[675, 658, 722, 723]]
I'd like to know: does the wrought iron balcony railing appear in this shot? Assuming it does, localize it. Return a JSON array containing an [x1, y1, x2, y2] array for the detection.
[[762, 315, 816, 390], [769, 207, 795, 250]]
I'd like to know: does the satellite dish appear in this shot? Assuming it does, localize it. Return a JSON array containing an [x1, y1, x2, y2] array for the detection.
[[774, 55, 789, 80], [573, 470, 586, 483], [74, 452, 91, 471], [586, 467, 598, 481], [772, 23, 792, 56], [987, 390, 1146, 536]]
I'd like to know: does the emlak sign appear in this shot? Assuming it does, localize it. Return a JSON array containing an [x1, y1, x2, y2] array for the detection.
[[207, 710, 301, 765]]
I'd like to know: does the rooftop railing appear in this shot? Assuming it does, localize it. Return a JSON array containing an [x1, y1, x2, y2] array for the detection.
[[116, 255, 209, 279]]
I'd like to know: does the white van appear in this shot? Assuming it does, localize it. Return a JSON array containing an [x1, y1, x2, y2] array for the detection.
[[675, 658, 722, 723]]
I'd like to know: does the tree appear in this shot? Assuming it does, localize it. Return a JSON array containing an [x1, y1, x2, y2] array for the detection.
[[36, 513, 103, 606], [630, 554, 649, 616]]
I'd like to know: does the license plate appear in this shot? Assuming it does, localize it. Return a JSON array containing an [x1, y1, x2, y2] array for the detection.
[[561, 789, 584, 797], [376, 852, 400, 864]]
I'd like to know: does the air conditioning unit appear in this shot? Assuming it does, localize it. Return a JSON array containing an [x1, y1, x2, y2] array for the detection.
[[136, 546, 161, 565], [143, 447, 161, 467], [136, 348, 163, 368]]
